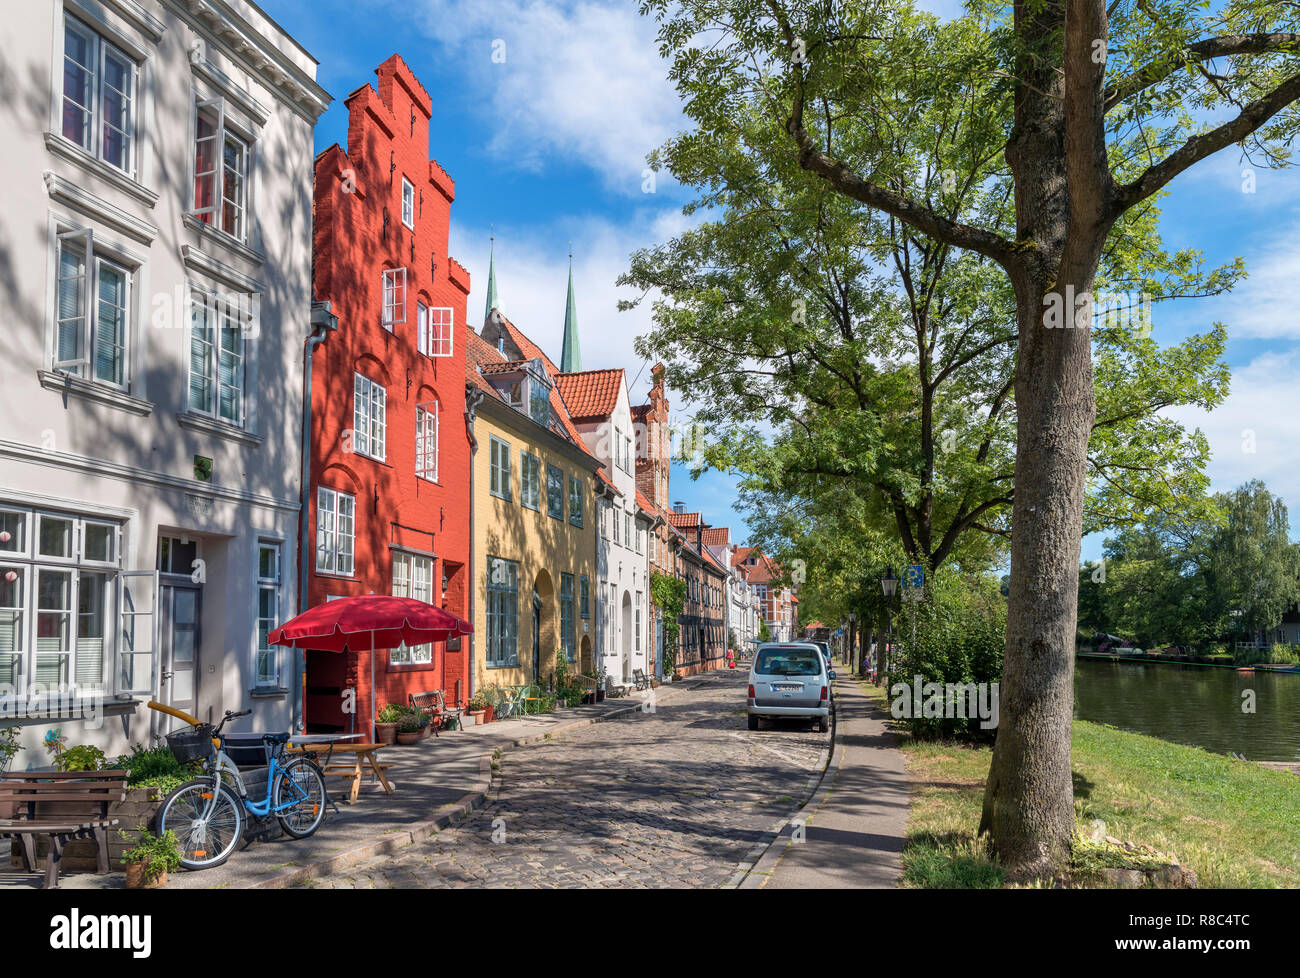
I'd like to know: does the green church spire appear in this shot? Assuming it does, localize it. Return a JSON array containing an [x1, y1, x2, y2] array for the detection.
[[561, 246, 581, 373], [483, 233, 499, 324]]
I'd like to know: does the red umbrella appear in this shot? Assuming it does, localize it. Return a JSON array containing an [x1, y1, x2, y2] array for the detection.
[[270, 596, 473, 740]]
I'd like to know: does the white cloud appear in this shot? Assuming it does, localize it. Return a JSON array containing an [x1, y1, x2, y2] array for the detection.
[[404, 0, 683, 191], [1165, 349, 1300, 514], [1182, 218, 1300, 339]]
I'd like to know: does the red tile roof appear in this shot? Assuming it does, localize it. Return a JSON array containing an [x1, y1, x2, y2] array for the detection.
[[701, 527, 729, 547], [555, 369, 624, 423], [667, 511, 702, 529], [635, 489, 657, 516]]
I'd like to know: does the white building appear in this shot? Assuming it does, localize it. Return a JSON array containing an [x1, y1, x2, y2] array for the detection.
[[703, 527, 761, 652], [556, 368, 650, 687], [0, 0, 328, 768]]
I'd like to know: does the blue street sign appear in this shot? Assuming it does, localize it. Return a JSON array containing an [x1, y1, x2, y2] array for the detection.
[[903, 565, 924, 589]]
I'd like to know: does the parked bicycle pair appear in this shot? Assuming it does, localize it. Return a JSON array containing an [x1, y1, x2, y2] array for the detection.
[[147, 702, 327, 870]]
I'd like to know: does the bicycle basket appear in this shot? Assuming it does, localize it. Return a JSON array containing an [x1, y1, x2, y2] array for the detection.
[[165, 726, 215, 765]]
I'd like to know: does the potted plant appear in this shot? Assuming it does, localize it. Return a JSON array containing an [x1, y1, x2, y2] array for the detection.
[[395, 709, 425, 745], [466, 693, 488, 725], [376, 704, 404, 746], [121, 826, 181, 889]]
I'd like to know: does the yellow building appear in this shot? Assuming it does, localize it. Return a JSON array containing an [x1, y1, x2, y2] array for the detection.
[[465, 313, 604, 692]]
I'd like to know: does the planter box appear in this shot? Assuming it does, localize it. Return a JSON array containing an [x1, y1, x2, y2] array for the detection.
[[8, 785, 164, 872]]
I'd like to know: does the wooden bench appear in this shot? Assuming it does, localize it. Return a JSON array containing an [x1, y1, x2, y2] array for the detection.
[[0, 770, 127, 889], [410, 689, 461, 735], [287, 743, 392, 804]]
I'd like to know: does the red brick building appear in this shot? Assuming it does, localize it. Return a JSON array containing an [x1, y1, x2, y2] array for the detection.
[[304, 55, 472, 732]]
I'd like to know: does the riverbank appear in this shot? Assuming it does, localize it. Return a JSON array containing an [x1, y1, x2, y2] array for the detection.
[[1077, 650, 1300, 672], [861, 684, 1300, 888]]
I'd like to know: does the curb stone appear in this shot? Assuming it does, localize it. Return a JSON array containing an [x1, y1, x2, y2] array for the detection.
[[248, 679, 699, 889]]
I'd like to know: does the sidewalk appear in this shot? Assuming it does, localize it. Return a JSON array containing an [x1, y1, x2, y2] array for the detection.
[[742, 671, 911, 888], [0, 678, 701, 890]]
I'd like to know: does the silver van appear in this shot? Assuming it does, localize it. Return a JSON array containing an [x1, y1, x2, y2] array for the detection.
[[747, 642, 832, 732]]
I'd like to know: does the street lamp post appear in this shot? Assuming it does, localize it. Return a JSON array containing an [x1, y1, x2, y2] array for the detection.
[[879, 566, 899, 686]]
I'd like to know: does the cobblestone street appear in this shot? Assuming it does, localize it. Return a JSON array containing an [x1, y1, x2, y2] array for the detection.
[[299, 671, 829, 888]]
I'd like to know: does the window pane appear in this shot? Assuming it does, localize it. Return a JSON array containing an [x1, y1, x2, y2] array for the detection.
[[83, 523, 114, 563], [38, 517, 72, 558], [189, 294, 214, 411], [57, 242, 87, 372], [95, 261, 127, 385], [76, 571, 107, 688], [101, 48, 132, 170], [62, 23, 93, 149], [194, 110, 219, 219], [0, 512, 26, 555]]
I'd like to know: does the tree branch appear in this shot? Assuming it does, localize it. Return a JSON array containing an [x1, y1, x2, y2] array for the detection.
[[1104, 33, 1300, 113], [1113, 70, 1300, 213]]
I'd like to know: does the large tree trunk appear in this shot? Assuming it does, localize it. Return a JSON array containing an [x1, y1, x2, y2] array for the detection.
[[976, 0, 1109, 880], [978, 275, 1096, 879]]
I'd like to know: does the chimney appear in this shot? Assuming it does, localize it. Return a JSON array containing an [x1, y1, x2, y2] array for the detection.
[[673, 501, 685, 513]]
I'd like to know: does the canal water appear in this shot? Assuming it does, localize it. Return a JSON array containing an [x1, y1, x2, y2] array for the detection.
[[1074, 658, 1300, 762]]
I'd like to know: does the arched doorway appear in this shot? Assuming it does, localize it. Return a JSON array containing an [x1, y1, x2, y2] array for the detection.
[[621, 591, 633, 683], [533, 570, 554, 684], [580, 635, 592, 674]]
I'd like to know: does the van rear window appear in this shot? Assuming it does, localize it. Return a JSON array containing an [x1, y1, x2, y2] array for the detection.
[[754, 647, 822, 676]]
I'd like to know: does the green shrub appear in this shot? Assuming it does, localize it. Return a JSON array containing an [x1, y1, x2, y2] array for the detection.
[[888, 571, 1005, 741], [1231, 644, 1298, 666], [0, 726, 20, 773], [116, 744, 200, 793], [1269, 643, 1300, 665]]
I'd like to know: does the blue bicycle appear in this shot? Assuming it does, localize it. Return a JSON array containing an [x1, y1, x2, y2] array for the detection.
[[150, 703, 328, 870]]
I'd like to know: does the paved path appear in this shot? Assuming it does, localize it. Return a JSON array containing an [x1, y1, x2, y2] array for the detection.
[[747, 672, 910, 889], [298, 669, 829, 888], [0, 684, 689, 890]]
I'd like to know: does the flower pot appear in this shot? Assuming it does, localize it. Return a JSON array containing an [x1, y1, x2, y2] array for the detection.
[[484, 704, 495, 724], [124, 861, 167, 890], [467, 709, 486, 725], [396, 731, 421, 745], [375, 722, 398, 746]]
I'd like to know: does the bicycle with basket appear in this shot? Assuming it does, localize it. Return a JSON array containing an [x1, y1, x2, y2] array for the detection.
[[148, 701, 328, 870]]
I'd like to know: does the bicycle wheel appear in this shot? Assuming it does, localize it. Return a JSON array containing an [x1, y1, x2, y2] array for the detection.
[[274, 757, 327, 838], [157, 777, 245, 869]]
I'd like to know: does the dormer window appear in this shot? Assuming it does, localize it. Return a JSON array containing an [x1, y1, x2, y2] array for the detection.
[[490, 360, 551, 428]]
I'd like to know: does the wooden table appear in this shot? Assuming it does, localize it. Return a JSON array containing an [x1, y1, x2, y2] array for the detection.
[[287, 742, 392, 804]]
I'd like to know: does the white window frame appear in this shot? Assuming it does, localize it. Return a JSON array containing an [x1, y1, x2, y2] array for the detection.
[[190, 96, 250, 241], [61, 13, 138, 177], [53, 227, 132, 390], [489, 436, 512, 500], [521, 452, 541, 511], [401, 177, 414, 229], [255, 541, 281, 688], [187, 287, 248, 427], [416, 403, 439, 482], [353, 373, 387, 461], [419, 306, 453, 358], [316, 487, 355, 576], [381, 267, 406, 330], [391, 551, 434, 665], [0, 506, 122, 707]]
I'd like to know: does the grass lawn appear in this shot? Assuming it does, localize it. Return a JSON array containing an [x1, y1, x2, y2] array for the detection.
[[859, 683, 1300, 888]]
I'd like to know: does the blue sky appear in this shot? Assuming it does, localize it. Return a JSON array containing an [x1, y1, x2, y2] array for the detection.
[[261, 0, 1300, 560]]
